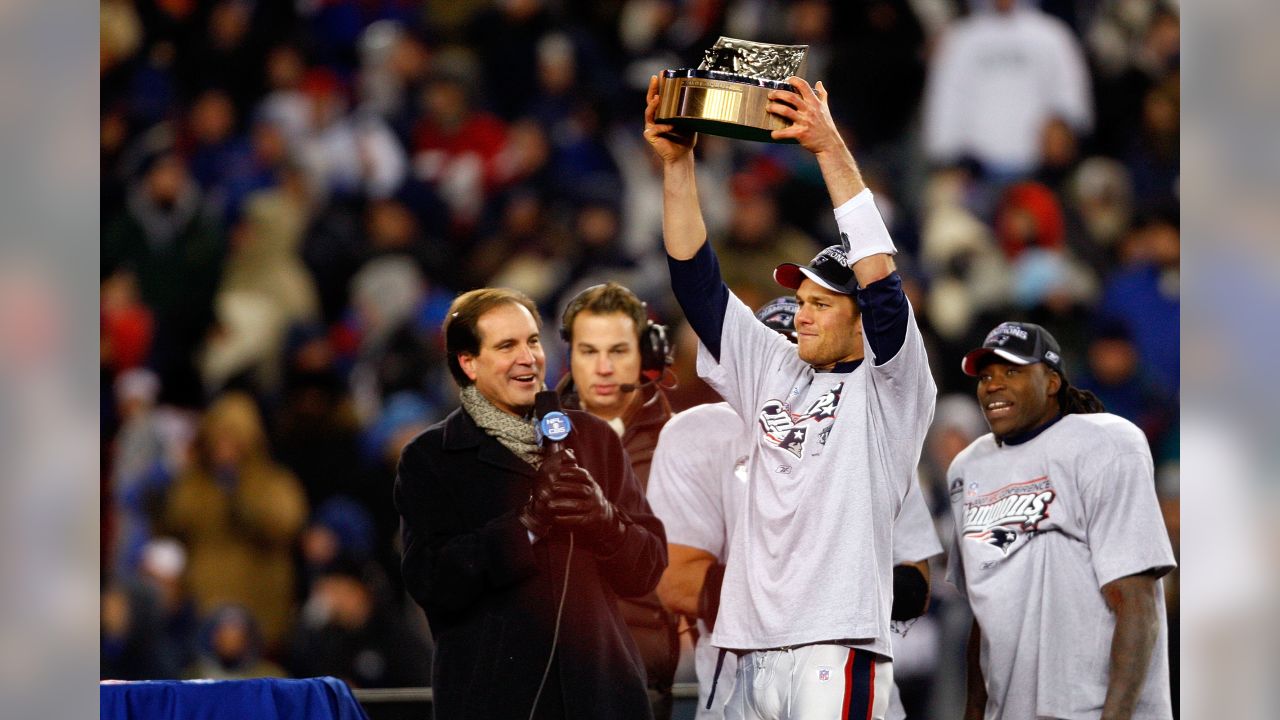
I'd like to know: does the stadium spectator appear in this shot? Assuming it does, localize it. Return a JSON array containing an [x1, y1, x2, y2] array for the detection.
[[103, 150, 225, 405], [1100, 210, 1180, 396], [184, 604, 288, 680], [923, 0, 1092, 179], [101, 579, 183, 680], [160, 392, 308, 653], [288, 558, 430, 688]]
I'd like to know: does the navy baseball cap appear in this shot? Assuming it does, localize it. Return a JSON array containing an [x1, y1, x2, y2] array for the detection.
[[774, 245, 858, 295], [961, 321, 1067, 378], [754, 296, 798, 340]]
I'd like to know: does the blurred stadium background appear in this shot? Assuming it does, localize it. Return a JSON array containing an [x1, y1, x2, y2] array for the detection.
[[95, 1, 1191, 717]]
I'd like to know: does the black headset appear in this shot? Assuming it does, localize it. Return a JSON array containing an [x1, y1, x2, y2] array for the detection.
[[560, 285, 673, 381], [636, 321, 672, 380]]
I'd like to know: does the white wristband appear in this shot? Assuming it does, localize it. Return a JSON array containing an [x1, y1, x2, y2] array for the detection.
[[833, 189, 896, 267]]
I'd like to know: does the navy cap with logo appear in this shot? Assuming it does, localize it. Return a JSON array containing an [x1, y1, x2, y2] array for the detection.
[[961, 321, 1067, 379], [774, 245, 858, 295], [754, 296, 798, 340]]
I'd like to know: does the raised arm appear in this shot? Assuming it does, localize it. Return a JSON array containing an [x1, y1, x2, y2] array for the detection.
[[646, 75, 732, 359], [767, 76, 896, 287], [645, 75, 705, 261]]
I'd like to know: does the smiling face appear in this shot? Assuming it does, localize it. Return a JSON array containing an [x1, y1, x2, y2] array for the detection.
[[569, 311, 641, 422], [458, 302, 545, 416], [793, 278, 863, 369], [975, 360, 1062, 440]]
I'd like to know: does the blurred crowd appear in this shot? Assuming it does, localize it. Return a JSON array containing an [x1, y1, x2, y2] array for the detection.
[[100, 0, 1180, 706]]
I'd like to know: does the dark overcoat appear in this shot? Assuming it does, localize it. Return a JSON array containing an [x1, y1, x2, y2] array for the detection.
[[395, 406, 666, 719], [558, 381, 681, 712]]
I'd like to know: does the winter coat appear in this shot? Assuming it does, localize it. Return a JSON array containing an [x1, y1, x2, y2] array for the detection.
[[558, 382, 680, 715], [162, 393, 308, 650], [395, 406, 666, 719]]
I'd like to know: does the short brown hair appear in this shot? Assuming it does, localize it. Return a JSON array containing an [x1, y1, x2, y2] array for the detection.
[[443, 288, 541, 386], [560, 282, 647, 345]]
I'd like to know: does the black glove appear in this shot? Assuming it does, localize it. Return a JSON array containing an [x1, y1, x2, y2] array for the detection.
[[518, 452, 561, 538], [544, 449, 627, 555], [697, 561, 726, 632], [891, 564, 930, 621]]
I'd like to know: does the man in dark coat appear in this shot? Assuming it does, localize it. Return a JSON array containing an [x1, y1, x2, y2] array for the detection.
[[556, 282, 679, 720], [395, 287, 666, 720]]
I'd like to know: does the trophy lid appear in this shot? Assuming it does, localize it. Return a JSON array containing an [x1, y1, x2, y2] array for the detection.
[[698, 37, 808, 82]]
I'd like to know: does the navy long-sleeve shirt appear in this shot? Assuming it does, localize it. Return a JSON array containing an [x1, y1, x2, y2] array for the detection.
[[667, 242, 909, 366]]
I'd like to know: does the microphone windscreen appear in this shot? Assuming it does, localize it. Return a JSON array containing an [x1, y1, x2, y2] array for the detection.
[[534, 390, 561, 420]]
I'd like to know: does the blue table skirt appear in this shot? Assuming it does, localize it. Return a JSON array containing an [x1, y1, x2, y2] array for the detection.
[[101, 677, 370, 720]]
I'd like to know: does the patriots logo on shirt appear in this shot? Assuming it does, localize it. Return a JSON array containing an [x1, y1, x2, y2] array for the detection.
[[962, 476, 1056, 555], [758, 400, 808, 459], [797, 383, 842, 422], [984, 527, 1018, 553], [756, 384, 843, 460]]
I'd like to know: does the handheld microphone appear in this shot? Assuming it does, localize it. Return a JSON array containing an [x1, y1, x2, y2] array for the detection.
[[534, 390, 573, 454], [527, 395, 575, 720]]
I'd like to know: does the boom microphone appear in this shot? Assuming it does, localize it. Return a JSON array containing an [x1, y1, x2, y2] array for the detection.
[[618, 367, 680, 394]]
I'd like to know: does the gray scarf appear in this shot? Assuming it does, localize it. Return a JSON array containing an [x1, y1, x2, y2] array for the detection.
[[459, 385, 543, 468]]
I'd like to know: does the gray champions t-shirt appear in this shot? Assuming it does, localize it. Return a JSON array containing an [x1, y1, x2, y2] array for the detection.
[[648, 402, 943, 719], [695, 292, 936, 656], [946, 413, 1176, 720]]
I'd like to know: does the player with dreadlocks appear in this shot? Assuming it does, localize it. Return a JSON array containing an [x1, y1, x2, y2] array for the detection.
[[946, 321, 1176, 720]]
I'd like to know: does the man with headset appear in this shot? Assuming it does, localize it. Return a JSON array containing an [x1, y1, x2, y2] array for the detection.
[[557, 281, 680, 720]]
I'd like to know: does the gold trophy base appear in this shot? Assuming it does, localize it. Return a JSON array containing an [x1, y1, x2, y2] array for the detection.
[[655, 70, 798, 144]]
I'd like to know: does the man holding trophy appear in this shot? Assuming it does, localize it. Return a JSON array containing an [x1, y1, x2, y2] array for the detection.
[[644, 39, 937, 720]]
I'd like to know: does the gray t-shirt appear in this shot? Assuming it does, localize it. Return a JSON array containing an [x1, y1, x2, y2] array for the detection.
[[895, 471, 945, 566], [649, 402, 943, 719], [695, 293, 936, 656], [647, 402, 745, 720], [886, 470, 945, 720], [946, 413, 1176, 719]]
